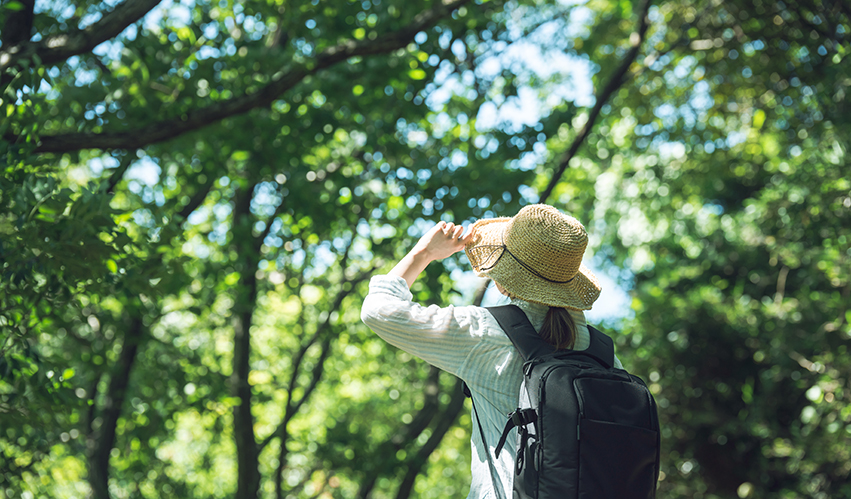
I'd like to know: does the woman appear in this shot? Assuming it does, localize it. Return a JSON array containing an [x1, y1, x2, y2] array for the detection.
[[361, 204, 622, 499]]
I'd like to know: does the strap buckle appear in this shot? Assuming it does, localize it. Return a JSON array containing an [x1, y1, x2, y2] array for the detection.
[[494, 408, 538, 458]]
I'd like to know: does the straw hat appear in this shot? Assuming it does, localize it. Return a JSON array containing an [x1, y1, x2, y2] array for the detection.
[[464, 204, 601, 310]]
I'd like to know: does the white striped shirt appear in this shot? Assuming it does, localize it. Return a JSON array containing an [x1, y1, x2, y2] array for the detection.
[[360, 274, 622, 499]]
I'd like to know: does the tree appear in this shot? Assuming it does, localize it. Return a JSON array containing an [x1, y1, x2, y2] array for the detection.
[[1, 0, 538, 497], [2, 0, 849, 498]]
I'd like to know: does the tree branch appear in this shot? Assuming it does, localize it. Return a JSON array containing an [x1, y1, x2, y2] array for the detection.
[[30, 0, 473, 154], [274, 336, 332, 499], [394, 377, 467, 499], [539, 0, 653, 203], [86, 317, 144, 499], [259, 263, 375, 452], [102, 155, 134, 195], [357, 366, 443, 499], [175, 176, 215, 221], [0, 0, 162, 73], [259, 259, 376, 499]]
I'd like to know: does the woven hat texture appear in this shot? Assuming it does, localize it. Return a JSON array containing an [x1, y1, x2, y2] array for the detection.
[[464, 204, 601, 310]]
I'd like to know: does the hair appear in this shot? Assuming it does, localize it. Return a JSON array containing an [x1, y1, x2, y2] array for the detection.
[[539, 307, 577, 350], [492, 279, 576, 349]]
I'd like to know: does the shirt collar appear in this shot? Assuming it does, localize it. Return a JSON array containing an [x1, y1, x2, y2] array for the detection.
[[507, 297, 587, 329]]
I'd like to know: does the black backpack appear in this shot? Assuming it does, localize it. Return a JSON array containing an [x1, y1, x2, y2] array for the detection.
[[468, 305, 661, 499]]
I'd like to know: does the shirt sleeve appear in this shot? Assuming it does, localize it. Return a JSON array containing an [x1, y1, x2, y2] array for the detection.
[[360, 274, 487, 377]]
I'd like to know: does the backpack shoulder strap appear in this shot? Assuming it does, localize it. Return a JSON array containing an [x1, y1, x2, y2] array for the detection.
[[486, 304, 555, 362], [489, 305, 617, 369], [586, 325, 616, 369]]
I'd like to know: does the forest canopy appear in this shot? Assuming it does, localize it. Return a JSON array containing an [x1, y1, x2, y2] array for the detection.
[[1, 0, 849, 498]]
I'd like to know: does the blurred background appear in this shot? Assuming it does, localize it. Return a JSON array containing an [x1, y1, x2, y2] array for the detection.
[[1, 0, 849, 498]]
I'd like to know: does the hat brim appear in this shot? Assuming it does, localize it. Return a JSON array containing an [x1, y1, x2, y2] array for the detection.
[[464, 216, 602, 310]]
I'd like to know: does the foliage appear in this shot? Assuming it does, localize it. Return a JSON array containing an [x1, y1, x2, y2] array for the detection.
[[1, 0, 849, 498], [548, 1, 851, 497]]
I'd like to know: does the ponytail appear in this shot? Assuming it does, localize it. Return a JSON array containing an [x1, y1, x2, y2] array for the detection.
[[539, 307, 576, 350]]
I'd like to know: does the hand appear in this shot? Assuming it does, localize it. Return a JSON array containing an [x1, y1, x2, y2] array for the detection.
[[411, 221, 472, 262], [388, 220, 473, 288]]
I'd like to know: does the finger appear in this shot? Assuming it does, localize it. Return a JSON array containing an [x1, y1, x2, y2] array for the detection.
[[452, 225, 464, 240], [443, 222, 455, 234]]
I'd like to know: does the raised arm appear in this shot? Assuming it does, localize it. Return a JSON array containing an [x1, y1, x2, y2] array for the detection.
[[389, 221, 472, 288]]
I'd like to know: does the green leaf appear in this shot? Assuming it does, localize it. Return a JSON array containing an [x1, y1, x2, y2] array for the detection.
[[408, 69, 427, 80]]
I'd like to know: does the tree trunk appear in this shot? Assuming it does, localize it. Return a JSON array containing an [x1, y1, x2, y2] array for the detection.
[[230, 180, 261, 499]]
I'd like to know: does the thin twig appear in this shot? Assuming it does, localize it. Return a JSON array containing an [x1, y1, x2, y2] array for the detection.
[[539, 0, 653, 203]]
